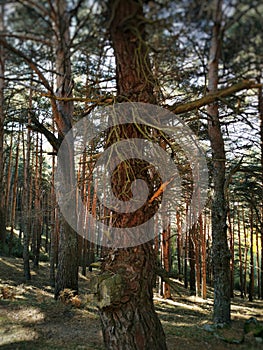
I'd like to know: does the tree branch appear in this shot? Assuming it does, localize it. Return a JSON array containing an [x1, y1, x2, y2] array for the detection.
[[0, 38, 53, 93], [168, 80, 262, 115], [0, 33, 52, 46], [29, 114, 60, 152]]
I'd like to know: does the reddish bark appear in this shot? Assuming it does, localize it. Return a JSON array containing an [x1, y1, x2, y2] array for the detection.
[[97, 1, 167, 348]]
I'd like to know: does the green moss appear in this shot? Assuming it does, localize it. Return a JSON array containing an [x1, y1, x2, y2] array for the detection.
[[90, 273, 126, 308]]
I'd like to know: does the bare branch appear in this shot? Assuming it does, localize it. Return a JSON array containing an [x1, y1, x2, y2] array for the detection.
[[0, 38, 53, 93], [168, 80, 262, 115], [0, 33, 52, 46]]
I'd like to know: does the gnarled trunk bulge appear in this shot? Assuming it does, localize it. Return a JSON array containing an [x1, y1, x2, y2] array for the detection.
[[95, 1, 167, 349]]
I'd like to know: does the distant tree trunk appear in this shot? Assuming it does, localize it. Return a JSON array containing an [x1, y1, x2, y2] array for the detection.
[[184, 204, 189, 289], [207, 0, 231, 325], [243, 207, 248, 297], [5, 125, 13, 227], [204, 212, 210, 286], [80, 150, 88, 276], [22, 115, 32, 281], [176, 211, 182, 280], [189, 229, 196, 295], [237, 206, 244, 298], [227, 205, 234, 298], [248, 207, 254, 302], [258, 75, 263, 300], [200, 214, 207, 299], [162, 224, 171, 299], [0, 4, 6, 246], [9, 133, 20, 255], [32, 133, 43, 267], [49, 114, 57, 287], [97, 1, 167, 349], [194, 224, 201, 297], [256, 223, 260, 299]]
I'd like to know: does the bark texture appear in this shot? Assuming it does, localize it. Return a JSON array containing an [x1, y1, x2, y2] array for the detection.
[[53, 0, 78, 298], [258, 76, 263, 300], [0, 4, 6, 246], [96, 1, 167, 349], [207, 0, 231, 324]]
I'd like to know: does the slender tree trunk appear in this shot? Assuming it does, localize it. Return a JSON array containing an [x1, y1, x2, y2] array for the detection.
[[249, 207, 254, 302], [0, 4, 6, 247], [162, 224, 171, 299], [205, 211, 212, 286], [32, 133, 43, 267], [228, 205, 234, 298], [9, 133, 20, 255], [194, 224, 201, 297], [258, 75, 263, 299], [97, 1, 167, 348], [243, 207, 248, 297], [176, 211, 182, 280], [256, 223, 260, 299], [53, 0, 79, 298], [184, 205, 189, 289], [200, 214, 207, 299], [237, 206, 244, 298], [189, 229, 196, 295], [5, 125, 13, 227], [207, 0, 231, 324], [22, 116, 32, 281]]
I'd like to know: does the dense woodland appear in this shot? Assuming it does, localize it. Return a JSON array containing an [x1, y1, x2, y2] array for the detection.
[[0, 0, 263, 349]]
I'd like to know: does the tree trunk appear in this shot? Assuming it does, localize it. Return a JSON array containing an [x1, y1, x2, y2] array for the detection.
[[9, 133, 20, 255], [256, 223, 260, 299], [258, 75, 263, 299], [53, 0, 79, 298], [200, 214, 207, 299], [227, 205, 234, 298], [162, 225, 171, 299], [237, 206, 244, 298], [22, 114, 32, 281], [248, 207, 254, 302], [207, 0, 231, 324], [0, 4, 6, 247], [32, 133, 43, 267], [243, 207, 248, 297], [96, 1, 167, 348], [176, 211, 182, 280], [189, 229, 196, 295], [184, 205, 189, 289]]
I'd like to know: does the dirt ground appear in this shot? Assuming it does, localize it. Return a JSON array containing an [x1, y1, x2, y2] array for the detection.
[[0, 256, 263, 350]]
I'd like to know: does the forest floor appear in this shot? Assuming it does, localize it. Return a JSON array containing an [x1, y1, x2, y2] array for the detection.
[[0, 256, 263, 350]]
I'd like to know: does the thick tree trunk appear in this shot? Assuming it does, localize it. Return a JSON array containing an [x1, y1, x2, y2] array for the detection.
[[99, 243, 166, 350], [207, 0, 231, 324], [96, 1, 167, 348]]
